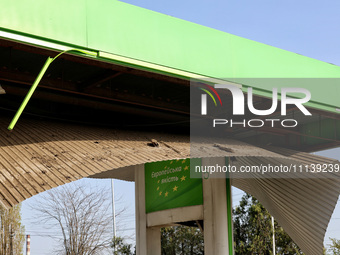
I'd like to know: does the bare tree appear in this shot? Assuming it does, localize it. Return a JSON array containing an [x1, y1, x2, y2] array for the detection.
[[32, 182, 121, 255], [0, 204, 25, 255]]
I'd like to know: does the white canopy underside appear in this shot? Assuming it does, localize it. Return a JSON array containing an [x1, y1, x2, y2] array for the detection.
[[0, 117, 339, 255]]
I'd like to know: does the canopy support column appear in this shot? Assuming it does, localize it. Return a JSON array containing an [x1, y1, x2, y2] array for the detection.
[[202, 157, 233, 255], [147, 227, 161, 255], [135, 165, 161, 255]]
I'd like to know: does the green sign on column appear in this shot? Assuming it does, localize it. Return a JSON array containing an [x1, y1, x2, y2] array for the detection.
[[145, 158, 203, 213]]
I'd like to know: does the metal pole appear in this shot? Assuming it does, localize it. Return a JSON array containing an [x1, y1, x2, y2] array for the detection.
[[10, 228, 13, 255], [26, 235, 31, 255], [8, 56, 53, 130], [111, 179, 117, 253], [272, 216, 276, 255], [7, 49, 97, 131]]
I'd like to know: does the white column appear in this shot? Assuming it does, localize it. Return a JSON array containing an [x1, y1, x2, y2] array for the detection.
[[135, 165, 147, 255], [147, 227, 161, 255], [202, 157, 231, 255], [135, 165, 161, 255]]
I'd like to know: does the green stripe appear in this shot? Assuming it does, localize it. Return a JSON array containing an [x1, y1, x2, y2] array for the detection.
[[226, 158, 233, 254]]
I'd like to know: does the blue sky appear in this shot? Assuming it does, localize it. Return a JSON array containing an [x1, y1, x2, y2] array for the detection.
[[21, 0, 340, 253], [121, 0, 340, 66]]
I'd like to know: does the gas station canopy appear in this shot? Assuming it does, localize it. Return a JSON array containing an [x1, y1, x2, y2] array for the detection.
[[1, 1, 340, 255]]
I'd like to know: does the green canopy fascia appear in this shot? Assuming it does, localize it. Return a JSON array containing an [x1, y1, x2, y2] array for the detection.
[[0, 0, 339, 113]]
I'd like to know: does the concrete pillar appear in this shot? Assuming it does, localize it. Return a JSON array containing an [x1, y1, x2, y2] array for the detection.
[[202, 157, 232, 255], [135, 165, 161, 255], [147, 227, 161, 255]]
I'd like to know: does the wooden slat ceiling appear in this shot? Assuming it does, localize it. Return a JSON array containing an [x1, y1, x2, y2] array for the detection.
[[0, 116, 190, 208], [233, 177, 340, 255], [0, 115, 339, 255]]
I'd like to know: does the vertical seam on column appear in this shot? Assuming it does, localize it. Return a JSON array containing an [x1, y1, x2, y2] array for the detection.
[[226, 157, 233, 255]]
